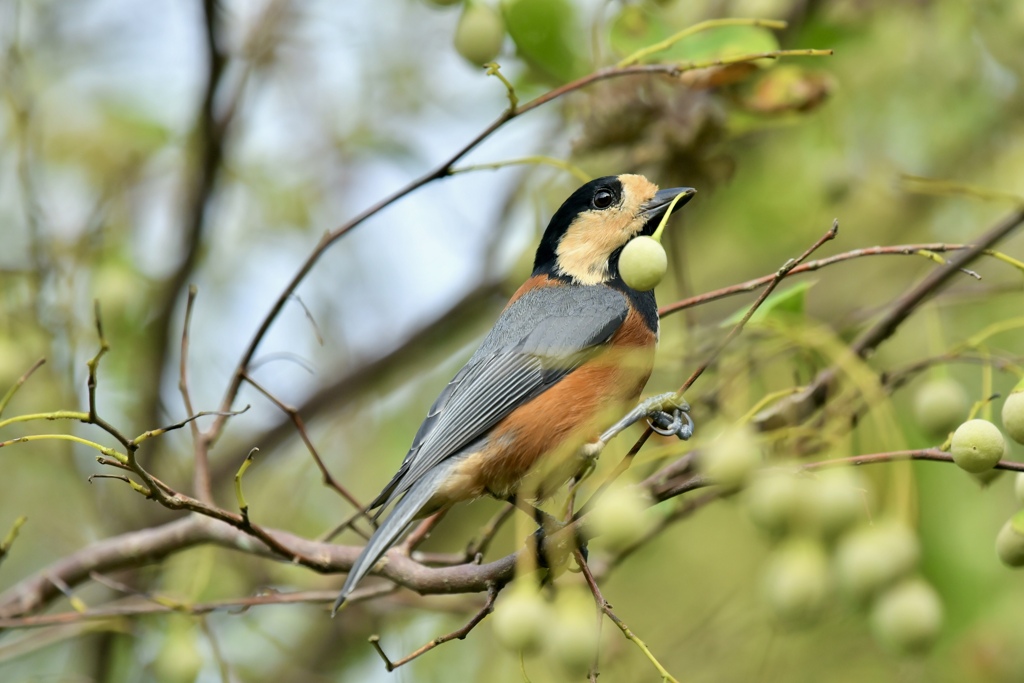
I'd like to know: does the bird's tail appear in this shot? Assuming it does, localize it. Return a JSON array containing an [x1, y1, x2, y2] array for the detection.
[[332, 460, 455, 615]]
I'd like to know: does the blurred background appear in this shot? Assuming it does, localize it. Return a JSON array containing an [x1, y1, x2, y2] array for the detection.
[[1, 0, 1024, 681]]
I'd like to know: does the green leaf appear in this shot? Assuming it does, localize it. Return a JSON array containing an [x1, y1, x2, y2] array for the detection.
[[722, 281, 815, 327], [501, 0, 587, 83]]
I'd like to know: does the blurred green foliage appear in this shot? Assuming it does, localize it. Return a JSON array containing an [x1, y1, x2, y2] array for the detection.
[[1, 0, 1024, 682]]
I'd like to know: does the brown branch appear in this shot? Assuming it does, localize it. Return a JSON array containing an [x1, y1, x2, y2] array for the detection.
[[0, 517, 206, 618], [368, 584, 499, 671], [802, 449, 1024, 473], [575, 548, 679, 683], [657, 242, 980, 318], [881, 351, 1024, 393], [7, 443, 1008, 622], [0, 586, 396, 630]]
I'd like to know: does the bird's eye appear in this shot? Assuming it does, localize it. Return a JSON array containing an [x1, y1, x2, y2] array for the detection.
[[592, 189, 615, 209]]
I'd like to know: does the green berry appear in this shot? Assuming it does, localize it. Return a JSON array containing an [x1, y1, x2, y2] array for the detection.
[[701, 426, 761, 491], [913, 378, 967, 436], [454, 3, 505, 66], [835, 521, 919, 601], [588, 484, 653, 552], [870, 578, 943, 654], [951, 419, 1005, 473], [1002, 389, 1024, 445], [493, 583, 548, 652], [762, 537, 830, 627], [971, 439, 1010, 486], [619, 235, 668, 291], [805, 468, 866, 538], [745, 471, 804, 537], [996, 510, 1024, 568], [547, 588, 599, 674]]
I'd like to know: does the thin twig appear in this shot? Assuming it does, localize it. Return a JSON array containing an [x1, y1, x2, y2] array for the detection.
[[617, 18, 788, 67], [659, 242, 990, 318], [0, 358, 45, 419], [0, 516, 27, 568], [575, 549, 679, 683], [131, 407, 249, 446], [138, 0, 231, 436], [178, 284, 213, 502], [400, 510, 448, 554], [464, 504, 516, 562], [368, 584, 499, 671], [242, 372, 370, 516], [802, 449, 1024, 473]]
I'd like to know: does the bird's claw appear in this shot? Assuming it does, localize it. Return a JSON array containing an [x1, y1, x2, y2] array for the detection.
[[644, 392, 693, 440], [648, 407, 694, 439], [597, 392, 695, 446]]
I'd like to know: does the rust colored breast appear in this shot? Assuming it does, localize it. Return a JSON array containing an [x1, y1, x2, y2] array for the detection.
[[454, 305, 657, 501]]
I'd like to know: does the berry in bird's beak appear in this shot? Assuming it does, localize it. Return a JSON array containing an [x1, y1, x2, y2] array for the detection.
[[620, 187, 695, 291], [619, 236, 667, 291]]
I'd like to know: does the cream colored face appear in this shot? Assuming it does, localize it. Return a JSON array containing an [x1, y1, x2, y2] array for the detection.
[[554, 174, 659, 285]]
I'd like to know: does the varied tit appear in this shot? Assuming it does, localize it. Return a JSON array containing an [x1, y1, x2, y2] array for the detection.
[[334, 174, 696, 612]]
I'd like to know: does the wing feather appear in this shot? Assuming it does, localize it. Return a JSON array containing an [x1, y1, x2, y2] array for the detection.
[[372, 285, 628, 510]]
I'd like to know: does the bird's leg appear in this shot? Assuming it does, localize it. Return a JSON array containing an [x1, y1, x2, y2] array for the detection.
[[593, 392, 694, 451]]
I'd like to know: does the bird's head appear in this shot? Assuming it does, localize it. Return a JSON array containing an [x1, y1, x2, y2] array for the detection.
[[533, 174, 695, 286]]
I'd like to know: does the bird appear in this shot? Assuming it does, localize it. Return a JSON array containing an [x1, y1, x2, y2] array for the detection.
[[333, 174, 696, 613]]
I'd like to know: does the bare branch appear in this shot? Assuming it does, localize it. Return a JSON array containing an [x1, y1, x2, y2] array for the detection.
[[368, 584, 499, 671], [242, 372, 369, 516], [658, 242, 991, 318], [0, 358, 45, 419]]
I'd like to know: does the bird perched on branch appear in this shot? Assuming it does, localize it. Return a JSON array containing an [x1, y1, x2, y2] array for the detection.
[[334, 174, 696, 612]]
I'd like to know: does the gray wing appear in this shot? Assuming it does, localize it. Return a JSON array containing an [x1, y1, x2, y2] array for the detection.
[[369, 284, 629, 511]]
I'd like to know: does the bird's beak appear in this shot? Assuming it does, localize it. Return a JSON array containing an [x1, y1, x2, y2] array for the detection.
[[641, 187, 696, 220]]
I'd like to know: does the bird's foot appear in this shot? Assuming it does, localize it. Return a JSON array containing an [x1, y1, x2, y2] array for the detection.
[[648, 402, 694, 440], [597, 392, 694, 446]]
